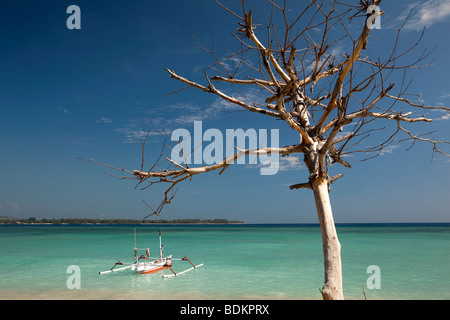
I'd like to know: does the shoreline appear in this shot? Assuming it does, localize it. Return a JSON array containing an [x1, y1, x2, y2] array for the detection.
[[0, 222, 246, 226], [0, 288, 404, 300], [0, 217, 245, 225], [1, 222, 449, 226], [0, 288, 333, 300]]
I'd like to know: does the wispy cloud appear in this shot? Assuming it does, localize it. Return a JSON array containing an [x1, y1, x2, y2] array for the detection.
[[278, 155, 303, 171], [0, 201, 22, 215], [255, 155, 303, 172], [115, 89, 262, 143], [436, 113, 450, 121], [114, 117, 167, 143], [169, 102, 216, 125], [96, 117, 112, 124], [434, 110, 450, 121], [439, 92, 450, 99], [378, 145, 399, 156], [58, 107, 71, 114], [401, 0, 450, 31]]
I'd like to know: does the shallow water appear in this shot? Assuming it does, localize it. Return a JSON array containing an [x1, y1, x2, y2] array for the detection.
[[0, 224, 449, 299]]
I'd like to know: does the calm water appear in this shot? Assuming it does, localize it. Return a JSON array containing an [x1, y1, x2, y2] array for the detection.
[[0, 224, 449, 300]]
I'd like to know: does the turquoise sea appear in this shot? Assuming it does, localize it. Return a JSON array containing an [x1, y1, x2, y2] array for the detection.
[[0, 224, 449, 300]]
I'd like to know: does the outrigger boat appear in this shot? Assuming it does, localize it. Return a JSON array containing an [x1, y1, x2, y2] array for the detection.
[[99, 230, 203, 278]]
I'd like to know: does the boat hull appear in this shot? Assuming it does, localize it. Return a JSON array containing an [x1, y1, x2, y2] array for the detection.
[[132, 260, 172, 274]]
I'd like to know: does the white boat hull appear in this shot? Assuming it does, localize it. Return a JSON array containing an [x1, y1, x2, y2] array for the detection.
[[99, 231, 203, 277], [131, 256, 172, 274]]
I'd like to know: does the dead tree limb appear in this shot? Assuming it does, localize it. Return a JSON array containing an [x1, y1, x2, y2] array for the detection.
[[90, 0, 449, 300]]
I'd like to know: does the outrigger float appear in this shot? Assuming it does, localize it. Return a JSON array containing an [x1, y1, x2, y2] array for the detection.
[[99, 230, 203, 278]]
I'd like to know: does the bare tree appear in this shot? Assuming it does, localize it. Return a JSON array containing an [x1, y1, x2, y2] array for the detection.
[[91, 0, 449, 299]]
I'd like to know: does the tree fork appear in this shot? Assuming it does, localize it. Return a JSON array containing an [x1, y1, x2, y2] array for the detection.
[[89, 0, 450, 301]]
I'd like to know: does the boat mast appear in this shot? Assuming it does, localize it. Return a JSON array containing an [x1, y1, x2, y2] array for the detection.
[[133, 228, 137, 260], [159, 230, 163, 261]]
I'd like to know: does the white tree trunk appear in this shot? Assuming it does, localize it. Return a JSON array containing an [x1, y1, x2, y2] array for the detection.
[[311, 177, 344, 300]]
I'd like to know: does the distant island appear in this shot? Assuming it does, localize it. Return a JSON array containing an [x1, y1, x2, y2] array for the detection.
[[0, 216, 244, 225]]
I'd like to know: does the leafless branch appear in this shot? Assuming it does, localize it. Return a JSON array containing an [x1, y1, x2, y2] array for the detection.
[[89, 0, 448, 218]]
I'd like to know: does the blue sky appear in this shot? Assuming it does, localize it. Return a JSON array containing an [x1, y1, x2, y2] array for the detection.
[[0, 0, 449, 223]]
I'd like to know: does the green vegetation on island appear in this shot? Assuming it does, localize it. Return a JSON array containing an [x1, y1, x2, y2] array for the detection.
[[0, 216, 244, 225]]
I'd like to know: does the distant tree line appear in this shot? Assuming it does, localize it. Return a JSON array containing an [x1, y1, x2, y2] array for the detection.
[[0, 216, 244, 225]]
